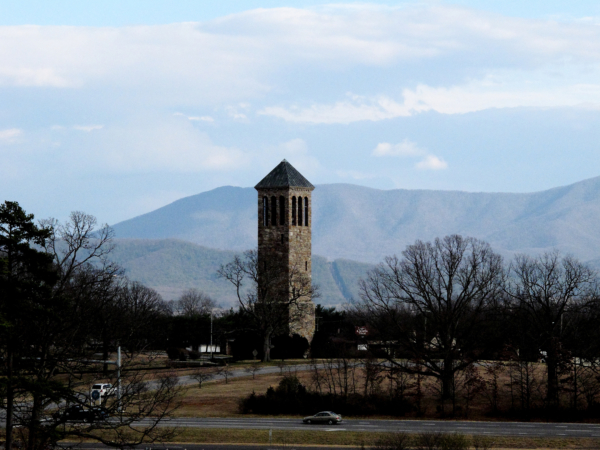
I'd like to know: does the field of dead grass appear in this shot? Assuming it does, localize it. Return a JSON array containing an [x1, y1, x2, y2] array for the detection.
[[174, 368, 314, 417]]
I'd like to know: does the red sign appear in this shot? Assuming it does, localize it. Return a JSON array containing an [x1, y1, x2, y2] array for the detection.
[[355, 326, 369, 336]]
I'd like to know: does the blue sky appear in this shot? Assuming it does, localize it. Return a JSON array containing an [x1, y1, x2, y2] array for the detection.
[[2, 1, 600, 225]]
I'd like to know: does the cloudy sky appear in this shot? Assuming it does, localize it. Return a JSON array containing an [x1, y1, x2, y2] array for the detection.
[[3, 0, 600, 225]]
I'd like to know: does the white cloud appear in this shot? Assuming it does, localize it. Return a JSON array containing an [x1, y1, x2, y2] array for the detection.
[[260, 77, 600, 124], [373, 139, 424, 157], [2, 5, 600, 106], [174, 113, 214, 123], [259, 138, 321, 177], [0, 128, 23, 143], [373, 139, 447, 171], [73, 125, 103, 132], [65, 118, 248, 174], [225, 104, 250, 121], [188, 116, 214, 123], [416, 155, 448, 170]]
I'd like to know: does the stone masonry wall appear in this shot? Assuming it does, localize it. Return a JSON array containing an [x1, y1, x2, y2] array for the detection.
[[257, 187, 315, 343]]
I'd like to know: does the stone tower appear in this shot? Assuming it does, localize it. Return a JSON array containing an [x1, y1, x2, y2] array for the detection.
[[255, 160, 316, 343]]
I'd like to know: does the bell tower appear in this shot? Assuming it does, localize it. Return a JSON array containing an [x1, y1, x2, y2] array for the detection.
[[255, 159, 316, 343]]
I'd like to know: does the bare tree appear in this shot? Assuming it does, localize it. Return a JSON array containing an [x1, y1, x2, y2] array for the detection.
[[174, 288, 217, 317], [244, 363, 260, 380], [1, 210, 181, 450], [117, 281, 170, 351], [506, 251, 599, 407], [216, 364, 232, 384], [358, 235, 504, 413], [218, 249, 318, 362], [191, 369, 214, 388]]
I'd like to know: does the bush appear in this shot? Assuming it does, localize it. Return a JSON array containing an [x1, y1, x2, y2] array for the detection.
[[372, 432, 411, 450], [413, 433, 469, 450], [439, 433, 469, 450], [188, 350, 201, 360], [271, 334, 310, 359], [472, 435, 494, 450], [239, 376, 414, 417], [166, 347, 189, 361], [415, 432, 443, 450]]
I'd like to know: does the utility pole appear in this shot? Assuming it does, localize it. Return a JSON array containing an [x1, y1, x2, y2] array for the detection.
[[117, 345, 122, 413], [210, 311, 213, 360]]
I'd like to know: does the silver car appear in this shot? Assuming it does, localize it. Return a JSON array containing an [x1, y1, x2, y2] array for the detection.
[[302, 411, 343, 424]]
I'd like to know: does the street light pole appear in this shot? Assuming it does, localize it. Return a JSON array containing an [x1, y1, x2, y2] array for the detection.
[[210, 310, 213, 360], [117, 345, 122, 414]]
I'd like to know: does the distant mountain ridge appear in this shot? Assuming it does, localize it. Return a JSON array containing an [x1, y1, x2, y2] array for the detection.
[[112, 176, 600, 264]]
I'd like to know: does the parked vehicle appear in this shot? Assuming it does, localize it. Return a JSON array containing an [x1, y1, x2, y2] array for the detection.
[[53, 405, 109, 423], [90, 383, 115, 401], [302, 411, 343, 424]]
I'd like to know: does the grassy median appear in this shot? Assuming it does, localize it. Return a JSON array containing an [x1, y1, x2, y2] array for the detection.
[[163, 428, 600, 449]]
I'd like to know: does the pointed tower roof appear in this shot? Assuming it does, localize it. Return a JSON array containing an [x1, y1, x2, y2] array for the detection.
[[255, 159, 314, 190]]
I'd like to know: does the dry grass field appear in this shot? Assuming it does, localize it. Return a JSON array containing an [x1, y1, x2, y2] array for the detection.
[[174, 368, 314, 417], [172, 360, 579, 421]]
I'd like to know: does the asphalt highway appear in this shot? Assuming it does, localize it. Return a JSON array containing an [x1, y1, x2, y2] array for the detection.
[[132, 417, 600, 438]]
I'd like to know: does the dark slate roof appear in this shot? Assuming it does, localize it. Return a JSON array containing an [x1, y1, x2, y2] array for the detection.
[[255, 160, 315, 190]]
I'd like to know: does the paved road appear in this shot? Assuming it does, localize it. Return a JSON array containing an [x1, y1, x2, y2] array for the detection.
[[131, 417, 600, 438], [178, 363, 316, 387], [68, 445, 352, 450]]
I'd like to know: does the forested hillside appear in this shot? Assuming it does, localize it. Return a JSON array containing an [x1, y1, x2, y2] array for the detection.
[[110, 239, 372, 306]]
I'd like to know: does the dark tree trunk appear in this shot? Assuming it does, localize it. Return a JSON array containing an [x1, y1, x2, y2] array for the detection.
[[263, 333, 271, 362], [27, 393, 43, 450], [6, 349, 13, 450], [102, 337, 110, 375], [547, 343, 559, 408]]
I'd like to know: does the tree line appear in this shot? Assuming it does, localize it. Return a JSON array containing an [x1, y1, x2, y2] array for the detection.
[[241, 235, 600, 420], [6, 197, 600, 437], [0, 201, 187, 450], [350, 234, 600, 417]]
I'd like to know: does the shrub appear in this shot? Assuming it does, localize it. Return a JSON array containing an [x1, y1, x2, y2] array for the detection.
[[413, 433, 469, 450], [439, 433, 469, 450], [271, 334, 310, 359], [371, 432, 411, 450], [415, 432, 443, 450], [472, 435, 494, 450], [166, 347, 189, 361], [188, 350, 201, 360], [239, 375, 414, 417]]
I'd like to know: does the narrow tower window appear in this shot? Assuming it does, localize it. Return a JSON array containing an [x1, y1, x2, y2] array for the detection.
[[292, 197, 296, 225], [279, 196, 285, 225], [262, 197, 268, 227], [305, 261, 308, 271], [298, 196, 303, 226], [271, 196, 277, 226], [304, 197, 309, 226]]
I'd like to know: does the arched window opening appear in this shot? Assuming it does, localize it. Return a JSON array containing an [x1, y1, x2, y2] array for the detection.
[[292, 197, 296, 226], [262, 197, 268, 227], [279, 196, 285, 225], [298, 196, 303, 226], [304, 197, 308, 226], [271, 196, 277, 226]]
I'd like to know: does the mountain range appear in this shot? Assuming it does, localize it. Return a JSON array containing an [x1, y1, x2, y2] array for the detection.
[[112, 176, 600, 263], [108, 176, 600, 305]]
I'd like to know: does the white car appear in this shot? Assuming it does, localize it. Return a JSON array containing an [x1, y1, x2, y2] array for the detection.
[[90, 383, 115, 401]]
